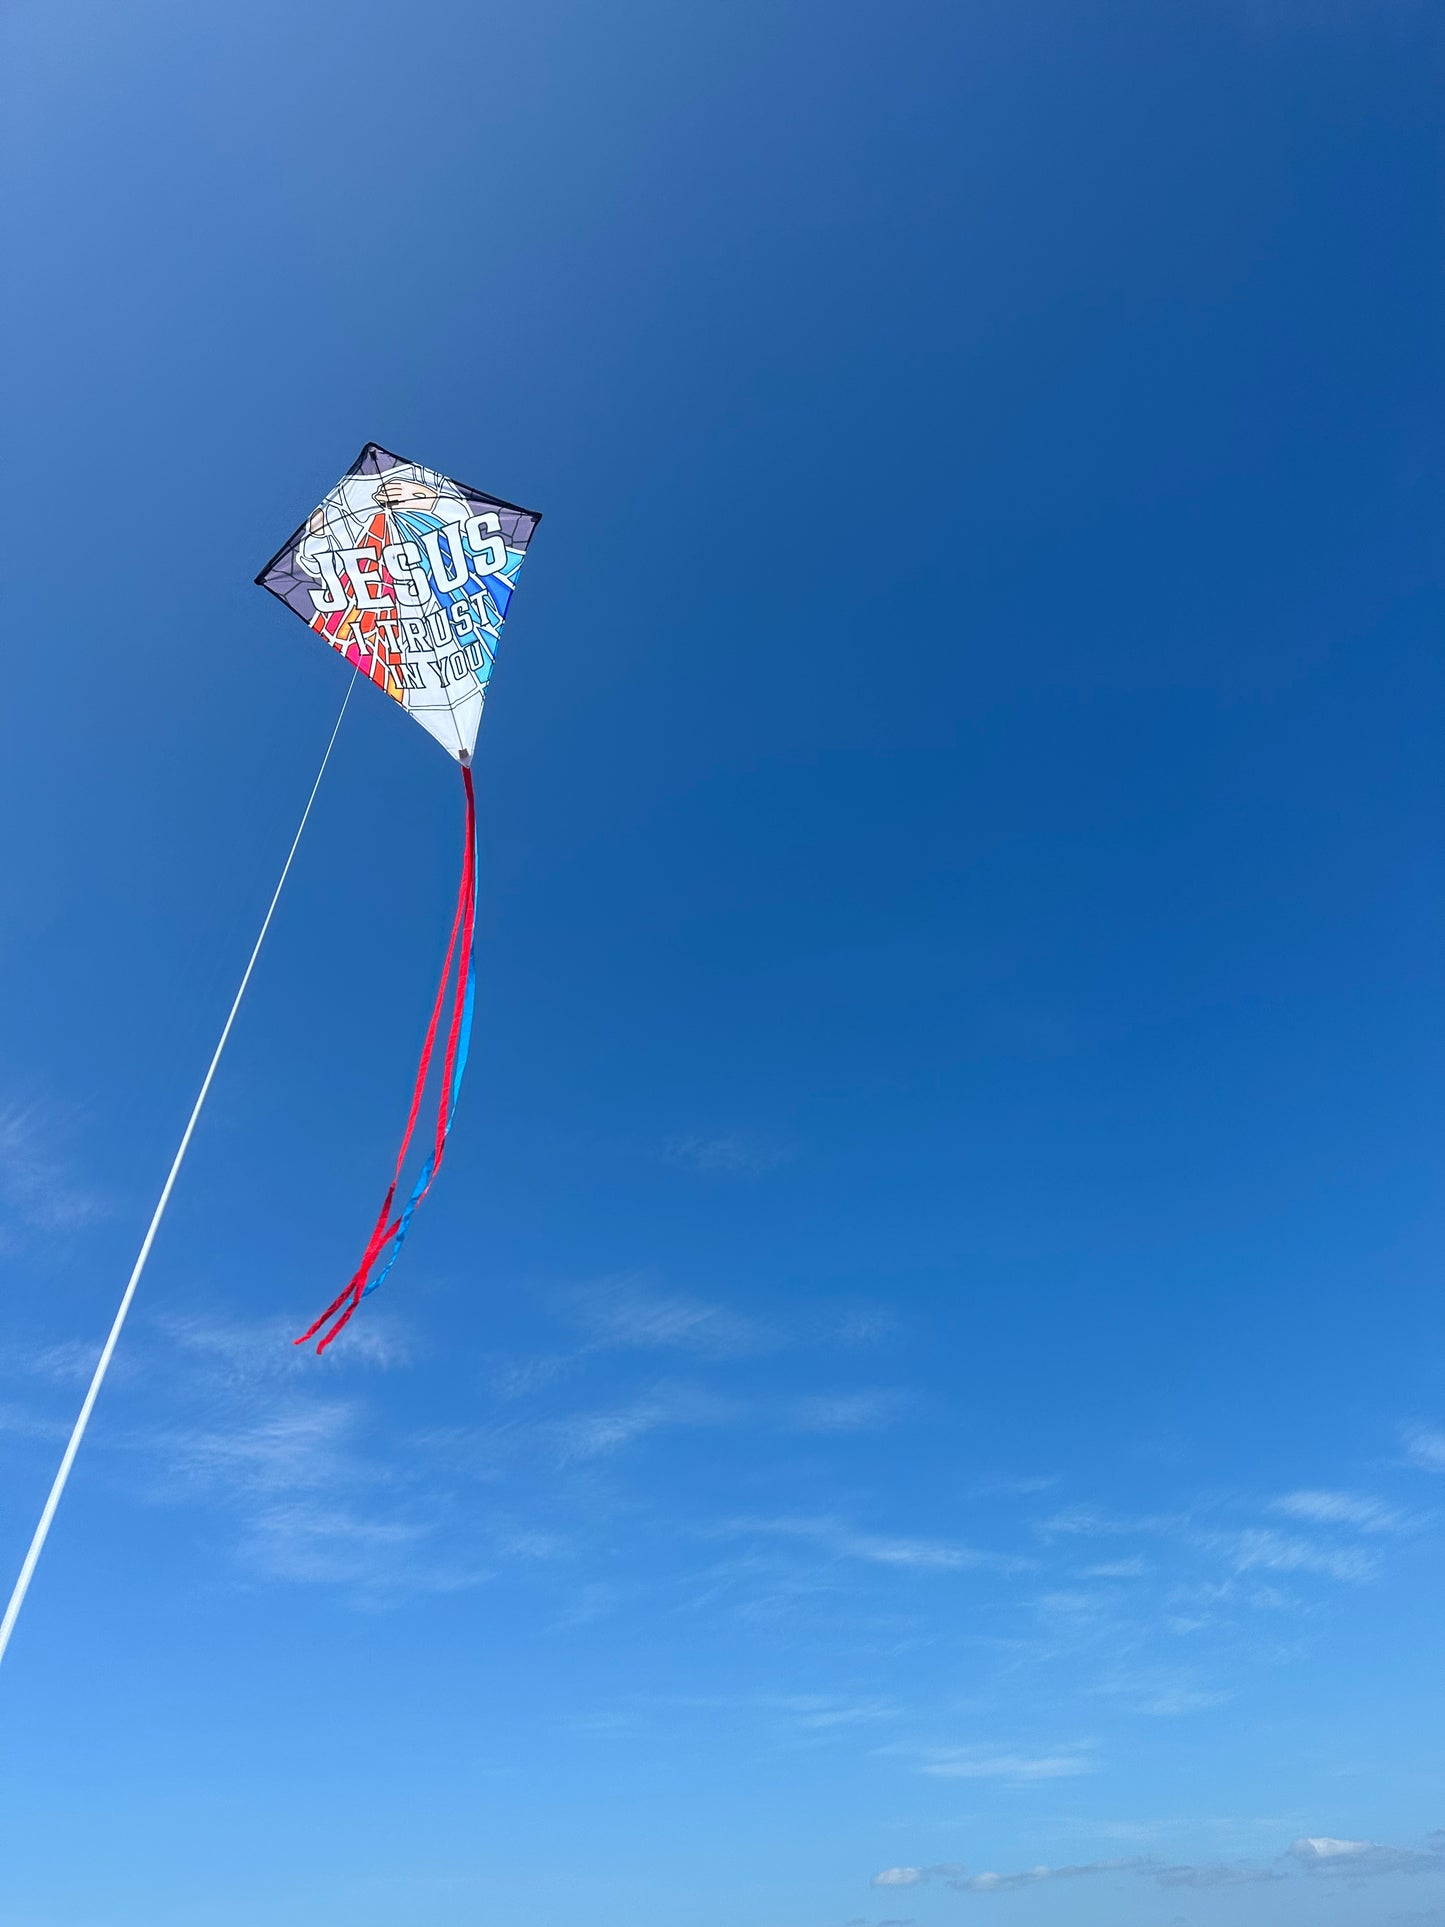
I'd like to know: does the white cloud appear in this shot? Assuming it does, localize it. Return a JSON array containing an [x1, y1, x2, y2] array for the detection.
[[0, 1400, 68, 1441], [551, 1383, 740, 1462], [0, 1102, 107, 1241], [1222, 1529, 1377, 1583], [665, 1132, 792, 1175], [1034, 1589, 1107, 1617], [951, 1859, 1143, 1894], [7, 1337, 107, 1387], [1090, 1668, 1231, 1718], [1403, 1426, 1445, 1473], [1037, 1504, 1177, 1538], [1288, 1833, 1445, 1880], [237, 1499, 443, 1589], [158, 1309, 410, 1385], [566, 1279, 769, 1358], [491, 1527, 575, 1562], [937, 1854, 1278, 1893], [483, 1352, 578, 1400], [889, 1830, 1445, 1903], [1271, 1490, 1409, 1533], [874, 1858, 1138, 1893], [54, 1310, 482, 1603], [888, 1744, 1098, 1785], [729, 1515, 1028, 1574], [157, 1398, 362, 1496], [1289, 1837, 1373, 1861], [829, 1305, 901, 1348], [1152, 1861, 1284, 1889], [778, 1695, 898, 1731], [789, 1391, 910, 1434]]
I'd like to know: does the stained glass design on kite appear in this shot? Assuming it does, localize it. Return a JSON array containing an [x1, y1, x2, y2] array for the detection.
[[256, 442, 542, 763]]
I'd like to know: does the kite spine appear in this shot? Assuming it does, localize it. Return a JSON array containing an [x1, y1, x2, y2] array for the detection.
[[0, 679, 355, 1675]]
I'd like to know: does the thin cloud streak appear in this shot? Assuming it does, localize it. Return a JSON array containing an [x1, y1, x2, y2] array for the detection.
[[1402, 1426, 1445, 1473], [664, 1132, 793, 1175], [725, 1514, 1030, 1575], [1271, 1490, 1411, 1533], [874, 1829, 1445, 1900], [877, 1742, 1098, 1785], [0, 1101, 108, 1242], [565, 1278, 772, 1359]]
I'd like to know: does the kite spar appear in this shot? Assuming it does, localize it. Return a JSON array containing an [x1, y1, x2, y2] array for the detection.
[[0, 442, 540, 1670]]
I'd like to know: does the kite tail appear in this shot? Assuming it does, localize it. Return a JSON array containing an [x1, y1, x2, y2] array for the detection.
[[296, 766, 477, 1354]]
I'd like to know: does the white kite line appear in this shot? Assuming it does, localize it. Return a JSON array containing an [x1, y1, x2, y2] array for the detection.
[[0, 676, 356, 1673]]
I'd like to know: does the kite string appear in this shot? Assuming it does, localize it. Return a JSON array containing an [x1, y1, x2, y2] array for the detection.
[[0, 676, 355, 1675]]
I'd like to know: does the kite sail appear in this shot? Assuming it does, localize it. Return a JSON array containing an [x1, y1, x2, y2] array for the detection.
[[257, 443, 541, 1349]]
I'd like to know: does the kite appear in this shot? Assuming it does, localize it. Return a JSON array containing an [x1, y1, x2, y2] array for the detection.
[[257, 443, 542, 1349], [0, 443, 541, 1671]]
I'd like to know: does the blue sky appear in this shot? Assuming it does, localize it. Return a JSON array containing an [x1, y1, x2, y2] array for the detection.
[[0, 1, 1441, 1922]]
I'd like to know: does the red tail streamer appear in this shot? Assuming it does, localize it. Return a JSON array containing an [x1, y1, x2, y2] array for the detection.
[[296, 767, 477, 1353]]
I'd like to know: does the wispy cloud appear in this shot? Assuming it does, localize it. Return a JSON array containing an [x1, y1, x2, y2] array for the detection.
[[1153, 1861, 1285, 1889], [829, 1305, 902, 1348], [482, 1351, 580, 1400], [1271, 1490, 1411, 1533], [565, 1278, 771, 1358], [664, 1132, 792, 1175], [727, 1515, 1029, 1575], [1037, 1504, 1178, 1539], [235, 1499, 471, 1592], [1402, 1426, 1445, 1473], [953, 1858, 1145, 1894], [0, 1400, 69, 1441], [1089, 1667, 1231, 1718], [972, 1473, 1059, 1498], [158, 1309, 411, 1384], [779, 1694, 898, 1732], [1220, 1529, 1378, 1583], [70, 1310, 478, 1604], [5, 1335, 109, 1388], [662, 1690, 900, 1737], [881, 1742, 1098, 1784], [1289, 1833, 1445, 1881], [873, 1856, 1137, 1892], [875, 1830, 1445, 1902], [875, 1851, 1284, 1895], [550, 1382, 740, 1462], [788, 1390, 910, 1434], [0, 1101, 106, 1241], [155, 1397, 364, 1497]]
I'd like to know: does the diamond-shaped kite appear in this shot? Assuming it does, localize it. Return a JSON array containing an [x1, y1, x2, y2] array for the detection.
[[257, 441, 542, 763]]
